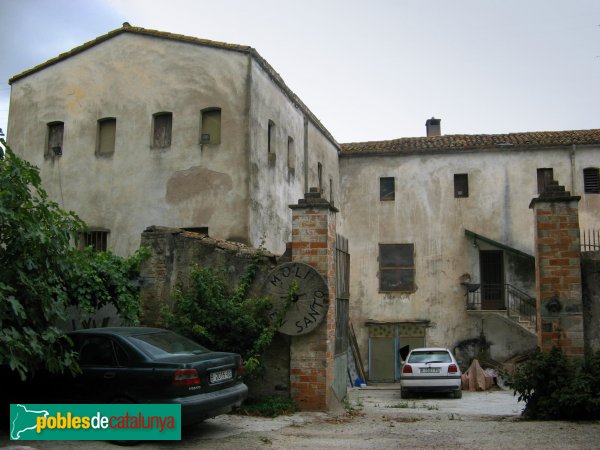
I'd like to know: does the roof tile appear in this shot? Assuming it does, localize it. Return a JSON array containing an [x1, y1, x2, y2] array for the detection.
[[340, 129, 600, 155]]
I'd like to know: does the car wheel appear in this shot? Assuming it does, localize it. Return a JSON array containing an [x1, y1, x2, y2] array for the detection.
[[401, 389, 411, 399], [453, 389, 463, 399], [110, 397, 141, 446]]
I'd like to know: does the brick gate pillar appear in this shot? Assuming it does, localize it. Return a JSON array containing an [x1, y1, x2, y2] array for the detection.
[[529, 180, 583, 356], [289, 188, 338, 410]]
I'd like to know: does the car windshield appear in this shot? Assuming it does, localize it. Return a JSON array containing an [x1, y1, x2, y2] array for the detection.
[[130, 331, 209, 358], [408, 350, 452, 364]]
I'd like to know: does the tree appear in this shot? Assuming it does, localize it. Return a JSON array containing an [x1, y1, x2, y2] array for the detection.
[[0, 140, 147, 380]]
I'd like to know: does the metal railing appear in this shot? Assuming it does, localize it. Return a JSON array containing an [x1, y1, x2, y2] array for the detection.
[[581, 229, 600, 252], [465, 283, 536, 330]]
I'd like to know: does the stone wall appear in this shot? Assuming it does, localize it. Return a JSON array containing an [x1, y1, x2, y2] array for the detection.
[[138, 226, 291, 398]]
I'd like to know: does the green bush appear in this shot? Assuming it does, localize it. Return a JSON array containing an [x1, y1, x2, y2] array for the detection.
[[237, 395, 296, 417], [506, 347, 600, 420], [163, 260, 292, 380], [1, 141, 149, 380]]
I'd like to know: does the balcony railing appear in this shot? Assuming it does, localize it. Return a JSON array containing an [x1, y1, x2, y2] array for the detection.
[[465, 283, 536, 330], [581, 229, 600, 252]]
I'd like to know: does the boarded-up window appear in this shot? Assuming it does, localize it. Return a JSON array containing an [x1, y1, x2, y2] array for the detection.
[[153, 112, 172, 148], [537, 168, 553, 194], [201, 108, 221, 144], [454, 173, 468, 198], [583, 167, 599, 194], [97, 118, 116, 155], [47, 122, 64, 156], [379, 243, 415, 292], [81, 230, 109, 252], [380, 177, 395, 201]]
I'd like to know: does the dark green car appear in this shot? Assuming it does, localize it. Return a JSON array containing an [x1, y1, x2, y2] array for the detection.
[[61, 327, 248, 425]]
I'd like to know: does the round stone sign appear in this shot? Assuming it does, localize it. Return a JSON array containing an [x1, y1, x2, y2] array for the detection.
[[262, 262, 329, 335]]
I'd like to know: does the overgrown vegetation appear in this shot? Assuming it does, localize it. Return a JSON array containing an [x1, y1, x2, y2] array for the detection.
[[237, 395, 297, 417], [65, 246, 150, 324], [163, 257, 294, 379], [506, 347, 600, 420], [0, 141, 148, 380]]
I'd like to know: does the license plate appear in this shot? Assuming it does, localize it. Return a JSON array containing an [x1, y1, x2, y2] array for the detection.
[[420, 367, 441, 373], [210, 369, 233, 383]]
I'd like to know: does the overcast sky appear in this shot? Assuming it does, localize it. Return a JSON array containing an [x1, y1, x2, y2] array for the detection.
[[1, 0, 599, 143]]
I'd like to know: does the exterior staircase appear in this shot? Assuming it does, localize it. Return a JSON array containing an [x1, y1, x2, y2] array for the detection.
[[465, 283, 537, 337]]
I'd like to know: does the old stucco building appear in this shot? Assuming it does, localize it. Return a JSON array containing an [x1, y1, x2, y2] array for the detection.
[[7, 24, 600, 386], [7, 24, 340, 257]]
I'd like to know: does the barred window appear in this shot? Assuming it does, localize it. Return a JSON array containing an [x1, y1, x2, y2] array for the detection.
[[81, 230, 109, 252]]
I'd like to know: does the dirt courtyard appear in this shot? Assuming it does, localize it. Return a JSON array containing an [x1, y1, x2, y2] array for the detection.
[[3, 387, 600, 449]]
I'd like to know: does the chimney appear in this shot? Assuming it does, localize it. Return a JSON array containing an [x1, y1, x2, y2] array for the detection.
[[425, 117, 441, 137]]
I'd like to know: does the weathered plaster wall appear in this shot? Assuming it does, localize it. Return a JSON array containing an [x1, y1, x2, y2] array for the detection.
[[247, 59, 341, 255], [572, 146, 600, 232], [8, 33, 251, 256], [339, 146, 597, 370]]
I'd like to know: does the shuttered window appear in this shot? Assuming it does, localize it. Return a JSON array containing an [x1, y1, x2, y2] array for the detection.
[[47, 122, 64, 156], [583, 168, 599, 194], [97, 118, 116, 155], [153, 112, 172, 148], [201, 108, 221, 144], [537, 168, 553, 194]]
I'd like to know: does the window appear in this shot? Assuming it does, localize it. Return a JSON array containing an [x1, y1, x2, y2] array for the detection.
[[152, 112, 172, 148], [318, 162, 323, 193], [379, 243, 415, 292], [81, 230, 109, 252], [97, 118, 116, 155], [47, 122, 64, 156], [380, 177, 395, 201], [268, 120, 275, 154], [201, 108, 221, 144], [454, 173, 469, 198], [78, 337, 116, 367], [583, 167, 599, 194], [329, 177, 334, 205], [287, 137, 295, 173], [537, 168, 553, 194]]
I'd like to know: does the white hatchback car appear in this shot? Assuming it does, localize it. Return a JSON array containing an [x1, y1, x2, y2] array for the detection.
[[400, 347, 462, 399]]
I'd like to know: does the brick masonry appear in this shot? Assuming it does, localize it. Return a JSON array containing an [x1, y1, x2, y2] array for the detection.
[[289, 188, 339, 410], [530, 180, 584, 356]]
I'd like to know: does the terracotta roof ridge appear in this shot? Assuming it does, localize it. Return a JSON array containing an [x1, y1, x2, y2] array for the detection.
[[341, 128, 600, 147]]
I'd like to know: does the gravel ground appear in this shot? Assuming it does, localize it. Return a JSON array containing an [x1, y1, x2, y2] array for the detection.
[[3, 387, 600, 449]]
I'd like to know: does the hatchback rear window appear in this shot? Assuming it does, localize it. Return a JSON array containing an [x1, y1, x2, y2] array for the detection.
[[408, 350, 452, 364], [130, 331, 209, 358]]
